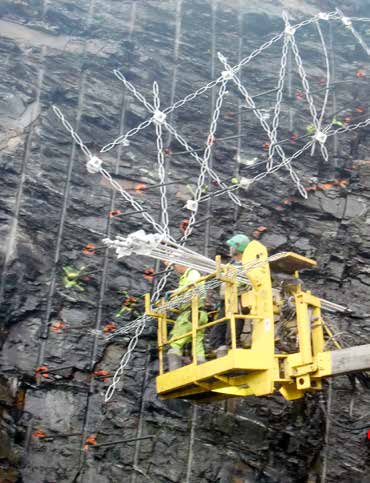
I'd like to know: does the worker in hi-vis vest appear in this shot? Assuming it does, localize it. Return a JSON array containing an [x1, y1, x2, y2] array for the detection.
[[166, 263, 208, 371]]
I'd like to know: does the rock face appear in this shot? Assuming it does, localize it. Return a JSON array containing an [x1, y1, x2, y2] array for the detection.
[[1, 0, 370, 482]]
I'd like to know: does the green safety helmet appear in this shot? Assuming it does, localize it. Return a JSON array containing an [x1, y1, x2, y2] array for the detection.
[[226, 234, 250, 253]]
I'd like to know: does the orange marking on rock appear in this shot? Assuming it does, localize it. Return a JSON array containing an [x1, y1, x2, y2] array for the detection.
[[295, 90, 305, 100], [94, 370, 110, 382], [135, 183, 147, 192], [253, 226, 267, 238], [83, 244, 96, 255], [109, 210, 123, 219], [123, 295, 138, 306], [179, 219, 189, 233], [318, 182, 335, 190], [32, 429, 47, 439], [84, 435, 97, 450], [103, 322, 117, 334], [307, 179, 349, 192], [85, 435, 97, 445], [143, 268, 155, 282], [291, 133, 299, 144], [207, 134, 215, 146], [35, 366, 49, 378], [51, 321, 65, 334]]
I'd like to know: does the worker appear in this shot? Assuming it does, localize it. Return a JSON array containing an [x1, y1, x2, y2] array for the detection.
[[210, 234, 251, 357], [167, 263, 208, 370]]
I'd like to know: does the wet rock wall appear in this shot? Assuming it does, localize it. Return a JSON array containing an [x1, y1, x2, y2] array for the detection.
[[1, 0, 370, 481]]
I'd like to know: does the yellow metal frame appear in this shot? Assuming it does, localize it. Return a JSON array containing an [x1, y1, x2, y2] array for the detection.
[[147, 241, 332, 402]]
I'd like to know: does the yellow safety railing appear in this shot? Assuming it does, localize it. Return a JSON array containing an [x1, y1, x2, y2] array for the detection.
[[146, 263, 262, 375]]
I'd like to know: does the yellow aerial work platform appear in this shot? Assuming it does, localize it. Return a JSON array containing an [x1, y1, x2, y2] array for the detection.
[[145, 241, 369, 403]]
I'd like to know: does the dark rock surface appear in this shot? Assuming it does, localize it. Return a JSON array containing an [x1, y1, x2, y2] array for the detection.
[[1, 0, 370, 482]]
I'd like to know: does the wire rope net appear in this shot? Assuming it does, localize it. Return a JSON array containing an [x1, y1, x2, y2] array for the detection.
[[51, 9, 370, 402]]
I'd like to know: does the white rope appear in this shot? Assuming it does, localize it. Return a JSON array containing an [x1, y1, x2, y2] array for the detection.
[[266, 12, 290, 172], [109, 70, 241, 207], [153, 82, 170, 235], [180, 76, 230, 237], [289, 24, 329, 162], [336, 9, 370, 56], [315, 20, 331, 128], [101, 10, 341, 155], [52, 106, 170, 238], [217, 53, 307, 198]]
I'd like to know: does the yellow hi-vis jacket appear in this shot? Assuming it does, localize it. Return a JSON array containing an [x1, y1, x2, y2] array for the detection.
[[174, 268, 205, 311]]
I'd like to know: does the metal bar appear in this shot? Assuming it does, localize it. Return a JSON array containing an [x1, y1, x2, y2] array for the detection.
[[127, 180, 192, 190], [192, 295, 199, 364], [158, 308, 164, 376], [330, 344, 370, 376], [36, 366, 75, 374], [112, 209, 147, 217], [322, 322, 342, 350], [92, 435, 155, 448], [163, 307, 168, 347], [320, 298, 351, 314], [43, 432, 82, 440], [311, 308, 324, 356], [295, 293, 313, 365], [158, 314, 264, 347], [230, 314, 236, 350], [167, 273, 217, 297]]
